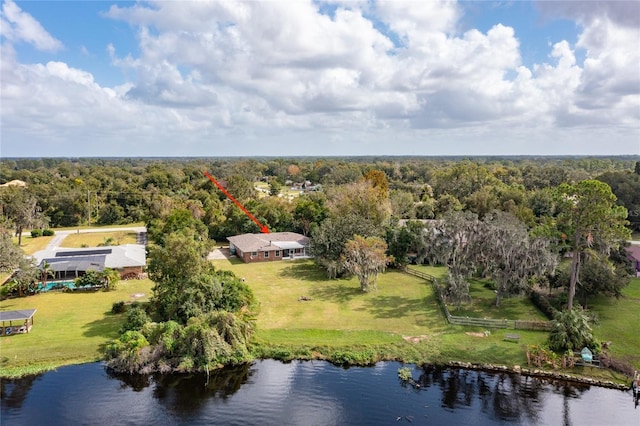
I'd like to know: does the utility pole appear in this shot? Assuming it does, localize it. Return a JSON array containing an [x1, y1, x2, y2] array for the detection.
[[87, 191, 91, 226]]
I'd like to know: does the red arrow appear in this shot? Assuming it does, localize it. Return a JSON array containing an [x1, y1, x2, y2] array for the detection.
[[204, 171, 269, 234]]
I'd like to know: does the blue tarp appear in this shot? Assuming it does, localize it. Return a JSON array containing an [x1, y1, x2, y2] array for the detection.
[[581, 347, 593, 363]]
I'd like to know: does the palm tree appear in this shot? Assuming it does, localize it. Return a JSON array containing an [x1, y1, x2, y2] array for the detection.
[[39, 260, 55, 290], [98, 268, 121, 291]]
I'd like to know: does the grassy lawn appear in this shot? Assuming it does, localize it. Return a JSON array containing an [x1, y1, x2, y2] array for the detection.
[[447, 278, 548, 322], [212, 259, 550, 367], [12, 235, 54, 255], [50, 223, 145, 231], [0, 279, 153, 377], [61, 231, 138, 247], [589, 277, 640, 369]]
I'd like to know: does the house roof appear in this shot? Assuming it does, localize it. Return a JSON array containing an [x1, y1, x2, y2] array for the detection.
[[0, 309, 37, 322], [43, 255, 106, 273], [33, 245, 146, 270], [227, 232, 309, 253]]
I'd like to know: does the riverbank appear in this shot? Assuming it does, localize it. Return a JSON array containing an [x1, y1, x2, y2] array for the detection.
[[1, 259, 638, 385]]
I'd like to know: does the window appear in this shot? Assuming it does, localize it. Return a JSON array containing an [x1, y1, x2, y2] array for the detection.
[[264, 251, 269, 258], [275, 250, 280, 257], [251, 251, 258, 256]]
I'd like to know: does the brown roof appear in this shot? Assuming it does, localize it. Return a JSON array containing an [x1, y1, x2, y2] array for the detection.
[[227, 232, 309, 253]]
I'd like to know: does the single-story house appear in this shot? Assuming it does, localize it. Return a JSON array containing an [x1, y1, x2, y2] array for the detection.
[[627, 245, 640, 277], [227, 232, 310, 263], [32, 245, 146, 279], [0, 308, 36, 336]]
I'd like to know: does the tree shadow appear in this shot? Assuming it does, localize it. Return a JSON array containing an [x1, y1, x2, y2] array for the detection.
[[357, 295, 435, 327], [82, 312, 122, 338], [279, 262, 328, 282], [308, 283, 362, 304]]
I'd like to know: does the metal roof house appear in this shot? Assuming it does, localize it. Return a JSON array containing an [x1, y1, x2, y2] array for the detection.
[[32, 245, 146, 279], [227, 232, 310, 263]]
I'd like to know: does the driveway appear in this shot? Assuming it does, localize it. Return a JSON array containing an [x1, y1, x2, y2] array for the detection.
[[208, 247, 233, 260]]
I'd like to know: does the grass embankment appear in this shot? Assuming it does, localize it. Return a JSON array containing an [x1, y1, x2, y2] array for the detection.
[[0, 280, 153, 378]]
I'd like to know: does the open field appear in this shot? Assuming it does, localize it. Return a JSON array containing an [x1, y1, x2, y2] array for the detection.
[[61, 231, 138, 248], [0, 279, 153, 377]]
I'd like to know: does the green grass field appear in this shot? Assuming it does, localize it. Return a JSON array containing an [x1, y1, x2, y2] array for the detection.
[[589, 277, 640, 368], [12, 235, 54, 255], [446, 278, 549, 322], [0, 279, 153, 377]]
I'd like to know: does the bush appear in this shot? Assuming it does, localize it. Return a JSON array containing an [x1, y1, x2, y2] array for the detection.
[[0, 285, 10, 300], [30, 229, 43, 238], [75, 271, 103, 288], [529, 291, 558, 320], [548, 308, 596, 353], [112, 301, 127, 314], [42, 229, 55, 236], [120, 306, 150, 333]]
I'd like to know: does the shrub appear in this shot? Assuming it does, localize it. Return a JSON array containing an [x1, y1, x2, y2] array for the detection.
[[75, 271, 103, 288], [30, 229, 43, 238], [112, 301, 127, 314], [120, 306, 150, 333], [529, 291, 558, 320], [42, 229, 55, 236], [0, 285, 10, 300], [548, 308, 596, 353]]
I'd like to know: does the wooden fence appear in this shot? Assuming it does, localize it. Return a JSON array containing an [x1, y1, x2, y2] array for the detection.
[[404, 267, 551, 332]]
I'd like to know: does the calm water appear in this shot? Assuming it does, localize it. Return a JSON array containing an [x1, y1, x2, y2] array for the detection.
[[2, 360, 638, 425]]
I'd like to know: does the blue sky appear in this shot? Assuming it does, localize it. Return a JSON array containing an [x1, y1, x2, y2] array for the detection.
[[1, 0, 638, 157]]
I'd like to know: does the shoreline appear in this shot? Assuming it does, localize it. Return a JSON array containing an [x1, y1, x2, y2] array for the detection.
[[1, 355, 632, 391]]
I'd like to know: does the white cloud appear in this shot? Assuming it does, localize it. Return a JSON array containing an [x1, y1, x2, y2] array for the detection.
[[0, 0, 62, 51], [1, 0, 638, 156]]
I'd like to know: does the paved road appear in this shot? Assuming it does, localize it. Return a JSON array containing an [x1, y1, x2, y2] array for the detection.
[[44, 227, 147, 251]]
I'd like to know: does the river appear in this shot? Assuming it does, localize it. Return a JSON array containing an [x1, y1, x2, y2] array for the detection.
[[2, 360, 638, 425]]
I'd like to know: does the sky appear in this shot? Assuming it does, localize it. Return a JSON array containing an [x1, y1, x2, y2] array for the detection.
[[1, 0, 639, 157]]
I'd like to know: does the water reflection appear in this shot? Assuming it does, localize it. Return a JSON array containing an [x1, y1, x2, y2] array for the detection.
[[416, 366, 545, 423], [2, 361, 638, 426], [109, 363, 253, 416], [1, 373, 42, 410]]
